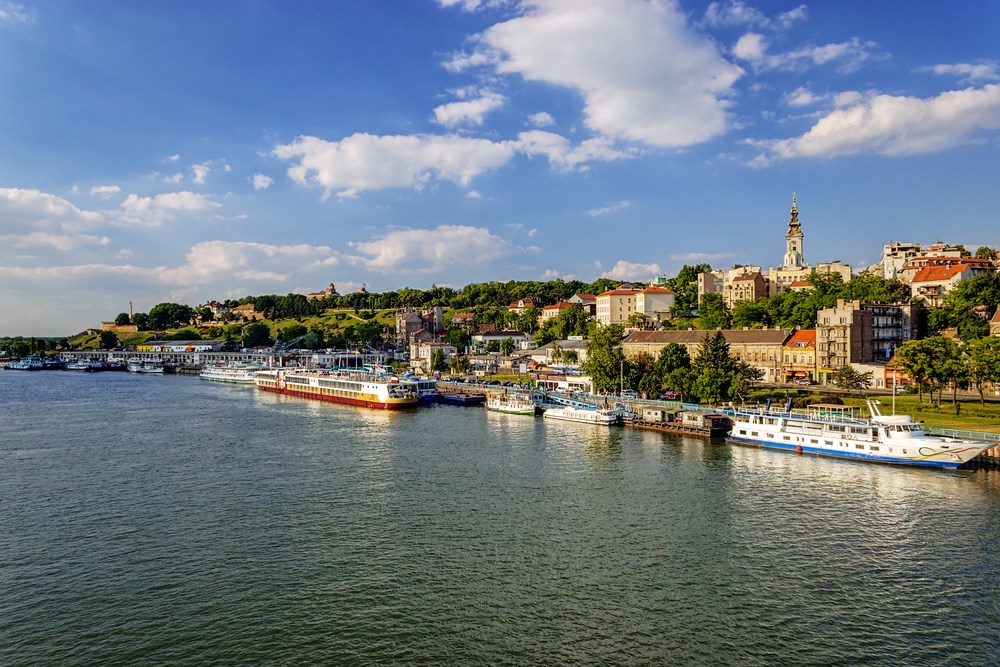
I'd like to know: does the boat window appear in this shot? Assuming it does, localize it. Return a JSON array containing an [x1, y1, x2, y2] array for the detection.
[[870, 446, 879, 452], [855, 444, 865, 450]]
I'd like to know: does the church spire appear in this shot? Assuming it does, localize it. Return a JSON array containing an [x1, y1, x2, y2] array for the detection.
[[783, 192, 804, 269]]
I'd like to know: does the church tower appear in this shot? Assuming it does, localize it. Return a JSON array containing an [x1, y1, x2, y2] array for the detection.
[[782, 193, 804, 269]]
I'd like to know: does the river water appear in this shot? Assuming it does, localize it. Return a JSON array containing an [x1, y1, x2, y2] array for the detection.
[[1, 370, 998, 665]]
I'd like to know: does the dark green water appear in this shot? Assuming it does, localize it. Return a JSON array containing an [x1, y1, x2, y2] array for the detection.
[[1, 371, 998, 665]]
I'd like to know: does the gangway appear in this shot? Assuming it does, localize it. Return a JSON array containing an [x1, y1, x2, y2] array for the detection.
[[535, 390, 599, 410]]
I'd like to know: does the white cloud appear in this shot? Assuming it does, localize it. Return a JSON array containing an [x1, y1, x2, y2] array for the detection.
[[734, 34, 877, 73], [833, 90, 863, 107], [191, 163, 211, 185], [757, 84, 1000, 159], [433, 90, 507, 127], [466, 190, 482, 199], [514, 130, 633, 172], [0, 2, 30, 22], [528, 111, 555, 127], [920, 62, 1000, 84], [118, 191, 221, 225], [784, 86, 822, 107], [704, 1, 806, 29], [274, 133, 516, 198], [160, 240, 339, 286], [460, 0, 743, 148], [165, 154, 181, 162], [251, 173, 273, 190], [540, 268, 583, 281], [90, 185, 121, 198], [586, 200, 630, 217], [601, 260, 661, 282], [438, 0, 511, 10], [0, 188, 108, 250], [163, 172, 183, 184], [348, 225, 519, 272]]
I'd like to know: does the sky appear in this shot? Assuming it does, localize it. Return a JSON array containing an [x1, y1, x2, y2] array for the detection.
[[2, 0, 999, 336]]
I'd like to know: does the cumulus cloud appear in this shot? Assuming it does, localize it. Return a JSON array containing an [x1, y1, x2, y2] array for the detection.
[[920, 62, 1000, 84], [348, 225, 519, 272], [433, 90, 507, 127], [514, 131, 633, 171], [160, 240, 340, 286], [540, 268, 583, 281], [0, 188, 108, 251], [448, 0, 743, 148], [0, 2, 31, 22], [163, 172, 183, 184], [784, 86, 822, 107], [118, 191, 221, 225], [274, 133, 516, 198], [251, 173, 273, 190], [601, 260, 661, 282], [165, 154, 181, 162], [755, 84, 1000, 160], [528, 111, 555, 127], [90, 185, 121, 199], [586, 200, 630, 217]]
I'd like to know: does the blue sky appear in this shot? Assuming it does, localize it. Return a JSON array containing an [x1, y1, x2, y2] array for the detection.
[[2, 0, 999, 335]]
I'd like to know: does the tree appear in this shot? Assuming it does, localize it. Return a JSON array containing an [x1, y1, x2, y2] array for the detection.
[[968, 336, 1000, 405], [303, 326, 326, 350], [975, 246, 997, 260], [114, 312, 131, 326], [430, 348, 448, 372], [278, 324, 308, 343], [831, 366, 874, 395], [499, 337, 515, 357], [242, 322, 272, 348], [98, 331, 119, 350], [691, 331, 736, 403], [132, 312, 149, 330], [627, 312, 647, 328], [698, 293, 731, 330], [148, 302, 195, 330], [584, 324, 626, 393], [894, 337, 961, 403], [731, 361, 764, 399]]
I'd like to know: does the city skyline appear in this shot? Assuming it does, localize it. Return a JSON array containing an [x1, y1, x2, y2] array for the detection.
[[2, 0, 999, 335]]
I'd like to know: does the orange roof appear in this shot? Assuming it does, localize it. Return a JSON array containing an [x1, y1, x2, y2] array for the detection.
[[543, 301, 573, 311], [911, 264, 969, 283], [783, 329, 816, 349], [599, 289, 640, 296], [991, 309, 1000, 323], [641, 287, 674, 294], [789, 280, 812, 288], [573, 293, 597, 301], [452, 312, 474, 319], [733, 271, 762, 281]]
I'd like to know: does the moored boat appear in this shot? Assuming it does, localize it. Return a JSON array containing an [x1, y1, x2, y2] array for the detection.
[[65, 359, 106, 372], [5, 357, 44, 370], [542, 405, 618, 425], [728, 399, 995, 469], [254, 369, 417, 410], [200, 363, 265, 384], [128, 359, 165, 374], [486, 392, 537, 415], [437, 391, 486, 406], [396, 375, 439, 403]]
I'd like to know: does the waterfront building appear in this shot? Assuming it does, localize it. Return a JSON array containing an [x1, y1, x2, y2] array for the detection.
[[781, 329, 817, 383], [815, 299, 918, 382], [909, 262, 992, 307], [471, 330, 531, 352], [530, 337, 589, 367], [622, 328, 791, 383], [136, 340, 226, 353]]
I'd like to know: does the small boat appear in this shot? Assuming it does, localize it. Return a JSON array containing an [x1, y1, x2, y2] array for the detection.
[[437, 391, 487, 406], [65, 359, 106, 372], [728, 399, 995, 469], [5, 357, 44, 370], [128, 359, 165, 374], [395, 376, 439, 403], [486, 392, 537, 415], [542, 406, 619, 425]]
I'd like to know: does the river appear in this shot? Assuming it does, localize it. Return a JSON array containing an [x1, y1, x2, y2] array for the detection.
[[1, 370, 998, 665]]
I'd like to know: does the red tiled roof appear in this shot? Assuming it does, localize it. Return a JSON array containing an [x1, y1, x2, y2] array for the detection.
[[789, 280, 812, 288], [543, 301, 573, 311], [911, 264, 969, 283], [784, 329, 816, 348], [599, 289, 640, 296], [573, 293, 597, 301]]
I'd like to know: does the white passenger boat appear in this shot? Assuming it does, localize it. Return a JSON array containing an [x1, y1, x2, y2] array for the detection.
[[486, 392, 537, 415], [542, 406, 618, 425], [728, 399, 995, 469], [200, 363, 265, 384], [396, 375, 438, 403], [128, 359, 165, 374], [255, 369, 418, 410]]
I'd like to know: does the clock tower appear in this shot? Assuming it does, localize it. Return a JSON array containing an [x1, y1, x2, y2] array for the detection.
[[783, 193, 804, 269]]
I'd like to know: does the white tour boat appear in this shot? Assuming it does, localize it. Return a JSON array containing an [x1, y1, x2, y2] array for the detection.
[[542, 405, 618, 426], [200, 363, 266, 384], [728, 399, 995, 469], [128, 359, 165, 374], [486, 392, 537, 416]]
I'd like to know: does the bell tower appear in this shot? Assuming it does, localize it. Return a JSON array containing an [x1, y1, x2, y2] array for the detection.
[[783, 193, 804, 269]]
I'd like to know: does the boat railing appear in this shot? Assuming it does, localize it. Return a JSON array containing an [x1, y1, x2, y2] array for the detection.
[[926, 427, 1000, 443]]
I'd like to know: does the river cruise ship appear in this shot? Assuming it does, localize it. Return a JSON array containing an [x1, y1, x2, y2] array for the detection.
[[728, 400, 994, 469], [254, 369, 418, 410]]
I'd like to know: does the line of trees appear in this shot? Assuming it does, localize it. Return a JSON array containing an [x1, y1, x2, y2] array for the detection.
[[893, 335, 1000, 406]]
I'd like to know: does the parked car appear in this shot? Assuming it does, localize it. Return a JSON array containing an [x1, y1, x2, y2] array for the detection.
[[659, 390, 681, 400], [621, 389, 640, 398]]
